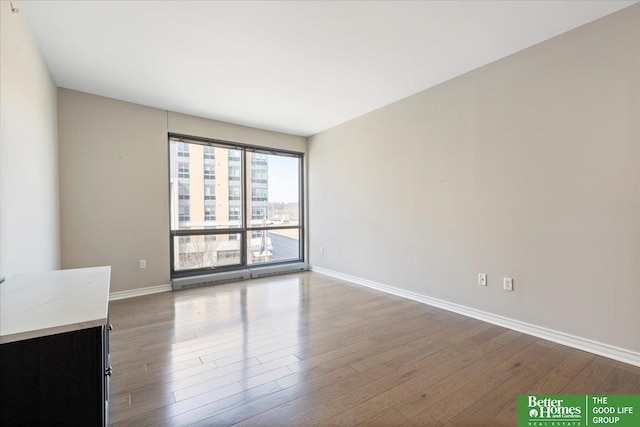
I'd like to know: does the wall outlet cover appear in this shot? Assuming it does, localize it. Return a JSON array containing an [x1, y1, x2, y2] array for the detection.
[[478, 273, 487, 286]]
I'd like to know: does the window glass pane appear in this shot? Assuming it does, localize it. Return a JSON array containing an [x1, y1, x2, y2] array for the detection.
[[178, 162, 189, 178], [247, 152, 300, 228], [203, 146, 215, 159], [177, 142, 190, 157], [229, 149, 241, 162], [204, 206, 216, 221], [247, 228, 300, 265], [251, 153, 268, 165], [170, 140, 242, 230], [173, 234, 241, 270], [229, 207, 240, 221], [252, 187, 268, 202], [229, 166, 241, 181], [252, 207, 266, 220], [204, 164, 215, 180], [179, 205, 190, 222], [229, 186, 241, 201], [204, 185, 215, 200], [178, 183, 190, 200]]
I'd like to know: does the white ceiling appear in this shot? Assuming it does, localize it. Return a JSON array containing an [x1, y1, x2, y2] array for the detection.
[[20, 0, 637, 137]]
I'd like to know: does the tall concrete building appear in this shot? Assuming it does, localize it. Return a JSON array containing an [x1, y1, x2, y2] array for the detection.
[[169, 141, 270, 270]]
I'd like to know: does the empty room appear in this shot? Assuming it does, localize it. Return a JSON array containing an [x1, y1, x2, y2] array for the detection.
[[1, 0, 639, 426]]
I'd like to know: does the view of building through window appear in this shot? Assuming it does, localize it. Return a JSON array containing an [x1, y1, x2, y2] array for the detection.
[[169, 137, 302, 275]]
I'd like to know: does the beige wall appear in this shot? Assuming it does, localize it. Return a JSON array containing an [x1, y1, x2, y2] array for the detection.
[[0, 1, 60, 279], [58, 90, 307, 293], [309, 5, 640, 353], [169, 112, 307, 154]]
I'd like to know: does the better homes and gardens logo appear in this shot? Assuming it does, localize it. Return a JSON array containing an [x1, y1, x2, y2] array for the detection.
[[518, 395, 640, 427], [521, 395, 584, 426]]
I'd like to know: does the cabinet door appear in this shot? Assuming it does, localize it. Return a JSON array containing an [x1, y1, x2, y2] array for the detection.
[[0, 327, 105, 425]]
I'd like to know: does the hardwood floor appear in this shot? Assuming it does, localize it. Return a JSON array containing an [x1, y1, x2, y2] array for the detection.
[[109, 272, 640, 426]]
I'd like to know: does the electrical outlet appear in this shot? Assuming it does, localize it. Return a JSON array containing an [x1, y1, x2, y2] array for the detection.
[[503, 277, 513, 291], [139, 259, 147, 269], [478, 273, 487, 286], [320, 246, 324, 254]]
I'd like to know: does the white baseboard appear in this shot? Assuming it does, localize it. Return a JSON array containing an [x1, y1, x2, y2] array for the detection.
[[309, 265, 640, 367], [109, 284, 172, 301]]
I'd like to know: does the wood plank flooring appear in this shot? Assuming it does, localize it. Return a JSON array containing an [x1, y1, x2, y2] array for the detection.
[[109, 272, 640, 426]]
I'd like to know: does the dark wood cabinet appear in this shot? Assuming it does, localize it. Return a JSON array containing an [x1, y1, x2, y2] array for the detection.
[[0, 323, 110, 426], [0, 266, 111, 426]]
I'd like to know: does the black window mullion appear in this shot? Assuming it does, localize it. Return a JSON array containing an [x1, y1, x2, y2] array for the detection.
[[240, 149, 248, 267], [299, 155, 305, 265]]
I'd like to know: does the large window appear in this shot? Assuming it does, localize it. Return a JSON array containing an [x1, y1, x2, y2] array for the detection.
[[169, 135, 303, 277]]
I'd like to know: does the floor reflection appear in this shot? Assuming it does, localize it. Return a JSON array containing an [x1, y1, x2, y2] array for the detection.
[[109, 273, 339, 424], [168, 276, 308, 404]]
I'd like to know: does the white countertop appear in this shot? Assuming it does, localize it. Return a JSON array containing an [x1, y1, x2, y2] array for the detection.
[[0, 266, 111, 344]]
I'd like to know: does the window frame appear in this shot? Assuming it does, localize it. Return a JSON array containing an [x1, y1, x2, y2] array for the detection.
[[168, 133, 304, 278]]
